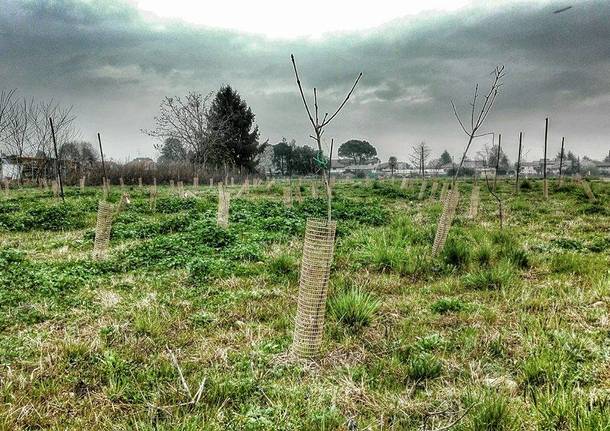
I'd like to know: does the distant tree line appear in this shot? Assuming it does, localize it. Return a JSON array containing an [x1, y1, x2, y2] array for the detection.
[[0, 88, 80, 181]]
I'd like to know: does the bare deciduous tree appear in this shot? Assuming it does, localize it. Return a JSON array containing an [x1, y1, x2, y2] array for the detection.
[[30, 99, 77, 158], [0, 89, 17, 146], [5, 98, 33, 159], [409, 142, 431, 179], [451, 66, 505, 184], [143, 92, 227, 168], [290, 54, 362, 221]]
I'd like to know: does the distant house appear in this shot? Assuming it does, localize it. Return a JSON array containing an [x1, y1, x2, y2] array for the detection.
[[126, 157, 155, 170], [344, 164, 378, 176], [0, 156, 20, 180], [331, 158, 379, 176], [438, 159, 486, 175], [597, 162, 610, 175], [330, 159, 352, 174], [520, 162, 538, 176], [377, 161, 411, 175]]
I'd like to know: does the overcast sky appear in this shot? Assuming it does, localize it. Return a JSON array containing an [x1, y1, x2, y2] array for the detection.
[[1, 0, 609, 162]]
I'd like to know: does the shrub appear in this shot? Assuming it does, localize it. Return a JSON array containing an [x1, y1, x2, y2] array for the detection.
[[431, 298, 465, 314], [415, 334, 445, 352], [188, 258, 215, 284], [463, 264, 514, 290], [507, 248, 531, 269], [442, 237, 471, 269], [267, 253, 297, 278], [0, 202, 87, 231], [470, 392, 515, 431], [474, 241, 493, 267], [550, 253, 592, 276], [328, 287, 381, 332], [407, 353, 442, 380]]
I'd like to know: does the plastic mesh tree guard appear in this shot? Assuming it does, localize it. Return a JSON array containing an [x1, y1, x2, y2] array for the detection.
[[243, 178, 250, 194], [283, 186, 292, 208], [2, 180, 9, 197], [469, 186, 480, 219], [429, 181, 439, 201], [217, 186, 231, 228], [582, 181, 596, 202], [177, 181, 184, 197], [80, 177, 85, 192], [311, 182, 318, 198], [418, 180, 427, 200], [193, 176, 199, 188], [209, 178, 214, 187], [543, 179, 548, 199], [294, 184, 303, 203], [439, 182, 449, 203], [230, 177, 234, 186], [92, 201, 114, 260], [102, 179, 109, 200], [432, 188, 460, 256], [292, 218, 337, 358], [119, 177, 125, 188], [149, 188, 157, 211], [170, 179, 175, 189], [51, 181, 59, 198], [117, 192, 131, 213], [400, 178, 407, 189], [266, 179, 275, 190], [138, 177, 143, 188]]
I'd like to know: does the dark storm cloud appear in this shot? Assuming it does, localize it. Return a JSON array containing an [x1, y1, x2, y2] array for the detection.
[[1, 0, 609, 160]]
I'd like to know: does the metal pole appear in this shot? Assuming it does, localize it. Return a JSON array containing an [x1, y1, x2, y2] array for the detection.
[[49, 117, 64, 202], [543, 118, 548, 182], [98, 132, 107, 186], [558, 137, 565, 183], [493, 134, 501, 193], [515, 132, 522, 193]]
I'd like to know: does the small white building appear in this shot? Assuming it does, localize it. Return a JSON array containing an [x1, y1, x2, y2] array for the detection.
[[0, 157, 21, 180]]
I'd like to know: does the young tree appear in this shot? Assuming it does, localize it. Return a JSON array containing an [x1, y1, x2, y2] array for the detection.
[[291, 54, 362, 221], [388, 156, 398, 177], [207, 85, 262, 172], [451, 66, 505, 183], [337, 139, 377, 165]]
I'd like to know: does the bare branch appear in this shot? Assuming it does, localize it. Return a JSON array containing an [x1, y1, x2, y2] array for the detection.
[[290, 54, 316, 130], [320, 72, 363, 127]]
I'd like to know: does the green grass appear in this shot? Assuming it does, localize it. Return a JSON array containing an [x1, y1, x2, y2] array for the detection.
[[0, 178, 609, 429], [328, 286, 381, 332]]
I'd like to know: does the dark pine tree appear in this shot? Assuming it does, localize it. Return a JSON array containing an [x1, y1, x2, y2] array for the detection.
[[207, 85, 261, 172]]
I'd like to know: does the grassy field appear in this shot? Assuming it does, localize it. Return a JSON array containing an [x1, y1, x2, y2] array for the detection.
[[1, 178, 609, 430]]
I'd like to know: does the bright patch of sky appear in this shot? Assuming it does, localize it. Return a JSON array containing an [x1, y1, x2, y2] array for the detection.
[[133, 0, 476, 38]]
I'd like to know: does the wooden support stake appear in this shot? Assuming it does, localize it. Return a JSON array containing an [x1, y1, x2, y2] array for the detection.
[[49, 117, 64, 202]]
